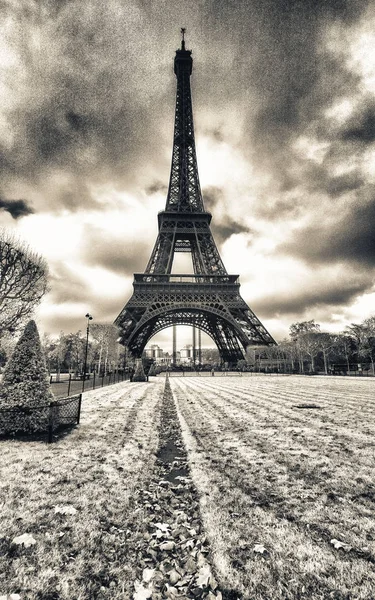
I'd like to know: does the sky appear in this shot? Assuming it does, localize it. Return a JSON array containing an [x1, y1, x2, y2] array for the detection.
[[0, 0, 375, 350]]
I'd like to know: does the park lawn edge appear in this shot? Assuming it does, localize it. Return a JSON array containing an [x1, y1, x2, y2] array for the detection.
[[0, 380, 164, 599]]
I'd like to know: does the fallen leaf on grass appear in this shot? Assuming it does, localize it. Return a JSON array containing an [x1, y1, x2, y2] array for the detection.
[[165, 584, 179, 597], [155, 522, 170, 533], [142, 568, 155, 583], [185, 556, 197, 572], [169, 568, 181, 584], [54, 505, 77, 515], [196, 564, 211, 587], [253, 544, 267, 554], [160, 541, 175, 551], [133, 581, 152, 600], [12, 534, 36, 548], [330, 539, 352, 551]]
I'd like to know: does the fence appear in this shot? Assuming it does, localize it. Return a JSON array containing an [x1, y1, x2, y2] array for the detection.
[[161, 371, 289, 377], [160, 370, 374, 378], [0, 394, 82, 443], [50, 371, 130, 398]]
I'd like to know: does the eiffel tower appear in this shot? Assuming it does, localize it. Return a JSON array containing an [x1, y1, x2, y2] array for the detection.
[[115, 30, 276, 364]]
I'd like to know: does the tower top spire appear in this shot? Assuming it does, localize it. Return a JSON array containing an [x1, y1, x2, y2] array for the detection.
[[181, 27, 186, 50]]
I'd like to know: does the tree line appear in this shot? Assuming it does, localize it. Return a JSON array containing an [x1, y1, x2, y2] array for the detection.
[[250, 318, 375, 375], [42, 324, 126, 378]]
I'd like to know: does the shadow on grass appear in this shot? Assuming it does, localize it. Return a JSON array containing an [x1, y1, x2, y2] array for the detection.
[[0, 424, 79, 444], [293, 403, 323, 409]]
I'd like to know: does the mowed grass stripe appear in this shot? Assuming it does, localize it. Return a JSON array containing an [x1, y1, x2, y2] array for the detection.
[[200, 377, 375, 431], [203, 376, 375, 417], [190, 377, 375, 453], [193, 378, 375, 465], [172, 377, 375, 535], [0, 379, 164, 599], [173, 378, 372, 469], [171, 377, 375, 600], [174, 377, 375, 520]]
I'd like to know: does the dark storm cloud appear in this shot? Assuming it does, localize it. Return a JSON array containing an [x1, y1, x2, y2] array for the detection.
[[145, 181, 168, 196], [0, 0, 176, 211], [213, 220, 250, 244], [323, 171, 365, 198], [202, 186, 221, 212], [256, 196, 303, 221], [42, 294, 128, 334], [339, 101, 375, 143], [0, 198, 34, 219], [214, 0, 368, 189], [280, 193, 375, 266], [298, 164, 364, 199], [202, 186, 251, 242], [255, 164, 365, 223], [49, 264, 87, 304], [1, 0, 370, 208], [81, 224, 150, 274], [254, 274, 373, 318]]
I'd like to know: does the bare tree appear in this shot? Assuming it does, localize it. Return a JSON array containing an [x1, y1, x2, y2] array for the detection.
[[289, 320, 321, 372], [277, 339, 298, 372], [316, 332, 336, 374], [337, 332, 355, 373], [90, 324, 120, 375], [0, 230, 48, 335], [357, 317, 375, 375]]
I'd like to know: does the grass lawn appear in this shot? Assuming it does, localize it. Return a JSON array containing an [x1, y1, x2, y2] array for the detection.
[[171, 375, 375, 600], [2, 374, 374, 599], [0, 379, 164, 599]]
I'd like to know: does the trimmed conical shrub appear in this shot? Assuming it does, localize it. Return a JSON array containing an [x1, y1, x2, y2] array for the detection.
[[132, 358, 146, 382], [148, 363, 156, 376], [0, 320, 53, 433]]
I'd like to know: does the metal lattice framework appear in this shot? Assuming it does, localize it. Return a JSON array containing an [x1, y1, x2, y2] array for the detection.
[[115, 33, 276, 364]]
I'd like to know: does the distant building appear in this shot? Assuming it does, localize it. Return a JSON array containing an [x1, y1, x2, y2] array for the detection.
[[180, 344, 193, 364], [144, 344, 172, 366], [145, 344, 164, 359]]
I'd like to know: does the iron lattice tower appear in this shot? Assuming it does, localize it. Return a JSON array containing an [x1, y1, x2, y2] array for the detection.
[[115, 32, 276, 364]]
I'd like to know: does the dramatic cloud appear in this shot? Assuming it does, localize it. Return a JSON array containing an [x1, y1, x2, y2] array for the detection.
[[0, 198, 33, 219], [81, 223, 151, 274], [256, 273, 374, 318], [280, 193, 375, 267], [340, 101, 375, 143], [0, 0, 374, 345]]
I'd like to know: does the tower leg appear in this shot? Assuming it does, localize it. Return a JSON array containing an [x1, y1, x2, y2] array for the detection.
[[198, 328, 202, 365], [172, 325, 177, 366], [192, 325, 196, 366]]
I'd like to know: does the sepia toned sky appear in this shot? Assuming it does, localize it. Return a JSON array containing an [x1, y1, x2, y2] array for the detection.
[[0, 0, 375, 348]]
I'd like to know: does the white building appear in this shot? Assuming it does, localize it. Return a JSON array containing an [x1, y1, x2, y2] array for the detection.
[[145, 344, 164, 359], [144, 345, 171, 366], [180, 344, 193, 364]]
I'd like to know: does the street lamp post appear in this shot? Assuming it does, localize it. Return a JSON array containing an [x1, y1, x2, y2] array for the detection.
[[82, 313, 93, 392]]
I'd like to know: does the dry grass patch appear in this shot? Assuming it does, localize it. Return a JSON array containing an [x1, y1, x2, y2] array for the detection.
[[0, 380, 164, 599], [171, 376, 375, 600]]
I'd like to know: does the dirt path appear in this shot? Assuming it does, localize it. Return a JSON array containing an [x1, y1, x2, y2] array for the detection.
[[127, 377, 238, 600]]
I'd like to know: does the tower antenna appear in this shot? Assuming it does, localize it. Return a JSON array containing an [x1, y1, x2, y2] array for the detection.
[[181, 27, 186, 50]]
